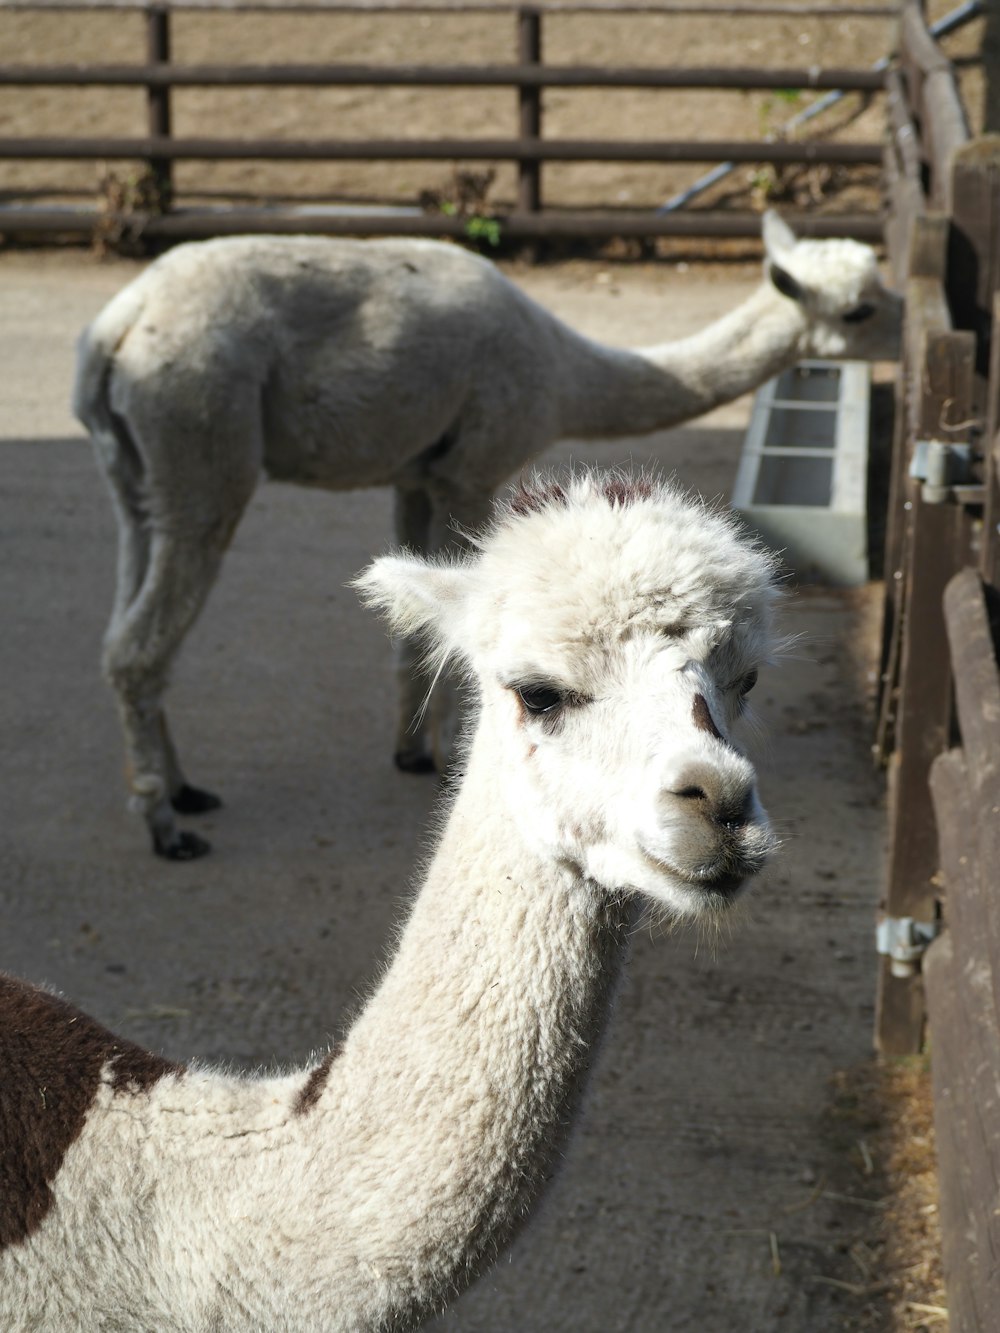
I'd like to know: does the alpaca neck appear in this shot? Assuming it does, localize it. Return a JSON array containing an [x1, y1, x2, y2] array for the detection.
[[555, 282, 805, 439], [314, 733, 634, 1326]]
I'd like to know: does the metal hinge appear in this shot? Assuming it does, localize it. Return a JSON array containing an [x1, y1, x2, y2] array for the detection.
[[876, 915, 939, 978], [909, 440, 983, 506]]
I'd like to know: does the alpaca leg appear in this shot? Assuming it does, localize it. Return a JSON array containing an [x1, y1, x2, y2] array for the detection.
[[391, 485, 437, 773], [161, 714, 222, 815], [106, 484, 219, 818], [98, 382, 262, 856], [103, 531, 231, 859]]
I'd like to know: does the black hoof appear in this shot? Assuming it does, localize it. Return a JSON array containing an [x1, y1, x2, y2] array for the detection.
[[394, 749, 437, 775], [171, 783, 223, 815], [153, 829, 212, 861]]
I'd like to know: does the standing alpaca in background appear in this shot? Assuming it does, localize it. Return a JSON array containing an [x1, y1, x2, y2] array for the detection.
[[73, 210, 897, 857], [0, 472, 779, 1332]]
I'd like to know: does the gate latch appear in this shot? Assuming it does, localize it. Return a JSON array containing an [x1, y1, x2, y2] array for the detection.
[[909, 440, 981, 505], [876, 915, 939, 978]]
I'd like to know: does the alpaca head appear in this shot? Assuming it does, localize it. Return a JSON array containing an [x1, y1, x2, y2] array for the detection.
[[762, 210, 903, 362], [358, 472, 780, 921]]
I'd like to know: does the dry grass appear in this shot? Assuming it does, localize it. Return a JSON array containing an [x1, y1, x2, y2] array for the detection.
[[826, 1057, 947, 1332]]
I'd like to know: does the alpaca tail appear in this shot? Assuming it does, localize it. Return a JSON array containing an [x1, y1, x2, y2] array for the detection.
[[72, 275, 153, 510], [72, 273, 149, 436]]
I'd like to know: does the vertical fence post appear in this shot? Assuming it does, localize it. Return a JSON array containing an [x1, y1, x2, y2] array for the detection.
[[948, 137, 1000, 381], [146, 6, 173, 210], [982, 294, 1000, 591], [517, 6, 542, 215], [875, 287, 975, 1056]]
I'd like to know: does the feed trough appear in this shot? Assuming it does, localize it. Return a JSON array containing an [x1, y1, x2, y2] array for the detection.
[[731, 359, 871, 585]]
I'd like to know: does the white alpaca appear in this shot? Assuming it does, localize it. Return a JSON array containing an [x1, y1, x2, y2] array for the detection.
[[73, 210, 896, 859], [0, 472, 779, 1333]]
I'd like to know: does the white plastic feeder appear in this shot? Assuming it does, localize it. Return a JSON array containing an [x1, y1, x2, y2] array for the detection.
[[731, 359, 871, 585]]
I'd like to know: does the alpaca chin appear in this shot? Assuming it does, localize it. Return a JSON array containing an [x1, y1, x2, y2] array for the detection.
[[577, 842, 766, 921]]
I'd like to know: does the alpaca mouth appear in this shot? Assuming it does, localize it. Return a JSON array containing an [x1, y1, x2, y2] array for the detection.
[[696, 869, 750, 898], [638, 843, 765, 901]]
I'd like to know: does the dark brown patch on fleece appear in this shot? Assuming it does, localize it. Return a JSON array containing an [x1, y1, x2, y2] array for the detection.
[[508, 478, 567, 516], [293, 1047, 340, 1116], [509, 474, 657, 518], [598, 474, 656, 507], [692, 693, 724, 741], [0, 973, 183, 1250]]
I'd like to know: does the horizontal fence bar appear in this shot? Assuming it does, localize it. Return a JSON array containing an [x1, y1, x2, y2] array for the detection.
[[0, 135, 884, 163], [0, 63, 888, 90], [0, 204, 885, 239], [0, 2, 903, 15]]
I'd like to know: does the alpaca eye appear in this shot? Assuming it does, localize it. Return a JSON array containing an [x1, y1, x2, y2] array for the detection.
[[516, 683, 565, 715], [739, 668, 758, 696], [843, 302, 876, 324]]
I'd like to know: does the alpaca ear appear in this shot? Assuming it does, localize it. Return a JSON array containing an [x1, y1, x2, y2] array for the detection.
[[762, 209, 797, 260], [354, 554, 471, 643], [769, 262, 804, 304]]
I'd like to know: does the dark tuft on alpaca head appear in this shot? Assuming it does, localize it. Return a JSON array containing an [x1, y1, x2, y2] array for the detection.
[[598, 474, 656, 508], [506, 472, 656, 520], [507, 478, 567, 517]]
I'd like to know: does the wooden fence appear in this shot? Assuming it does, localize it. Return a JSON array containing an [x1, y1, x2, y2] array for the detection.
[[877, 2, 1000, 1326], [0, 0, 894, 243]]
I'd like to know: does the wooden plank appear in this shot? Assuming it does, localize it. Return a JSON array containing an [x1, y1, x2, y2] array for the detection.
[[874, 371, 909, 760], [876, 219, 950, 761], [0, 62, 889, 90], [898, 0, 928, 137], [923, 68, 971, 210], [876, 287, 975, 1054], [0, 135, 886, 165], [904, 278, 975, 442], [882, 496, 964, 916], [882, 140, 910, 292], [517, 8, 542, 214], [909, 210, 948, 281], [874, 948, 928, 1058], [926, 747, 1000, 1330], [944, 569, 1000, 800], [0, 1, 906, 14], [885, 66, 923, 189], [948, 137, 1000, 382], [982, 294, 1000, 590], [883, 67, 925, 286], [0, 204, 888, 241], [924, 931, 987, 1333], [876, 505, 961, 1055], [900, 0, 954, 79], [923, 933, 983, 1332], [145, 7, 172, 208], [899, 0, 969, 210], [943, 567, 1000, 1021]]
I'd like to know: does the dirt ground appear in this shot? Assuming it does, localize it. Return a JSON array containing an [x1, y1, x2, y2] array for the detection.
[[1, 245, 944, 1330]]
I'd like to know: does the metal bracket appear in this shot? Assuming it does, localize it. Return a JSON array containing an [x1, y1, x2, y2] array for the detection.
[[876, 915, 939, 978], [909, 439, 982, 505]]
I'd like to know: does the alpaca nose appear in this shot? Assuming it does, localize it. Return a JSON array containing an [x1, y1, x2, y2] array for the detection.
[[661, 761, 757, 828]]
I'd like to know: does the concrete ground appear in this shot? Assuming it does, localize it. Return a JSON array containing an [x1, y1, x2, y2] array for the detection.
[[1, 248, 887, 1332]]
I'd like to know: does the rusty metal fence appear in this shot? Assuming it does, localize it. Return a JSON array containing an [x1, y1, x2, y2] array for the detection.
[[0, 0, 894, 243]]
